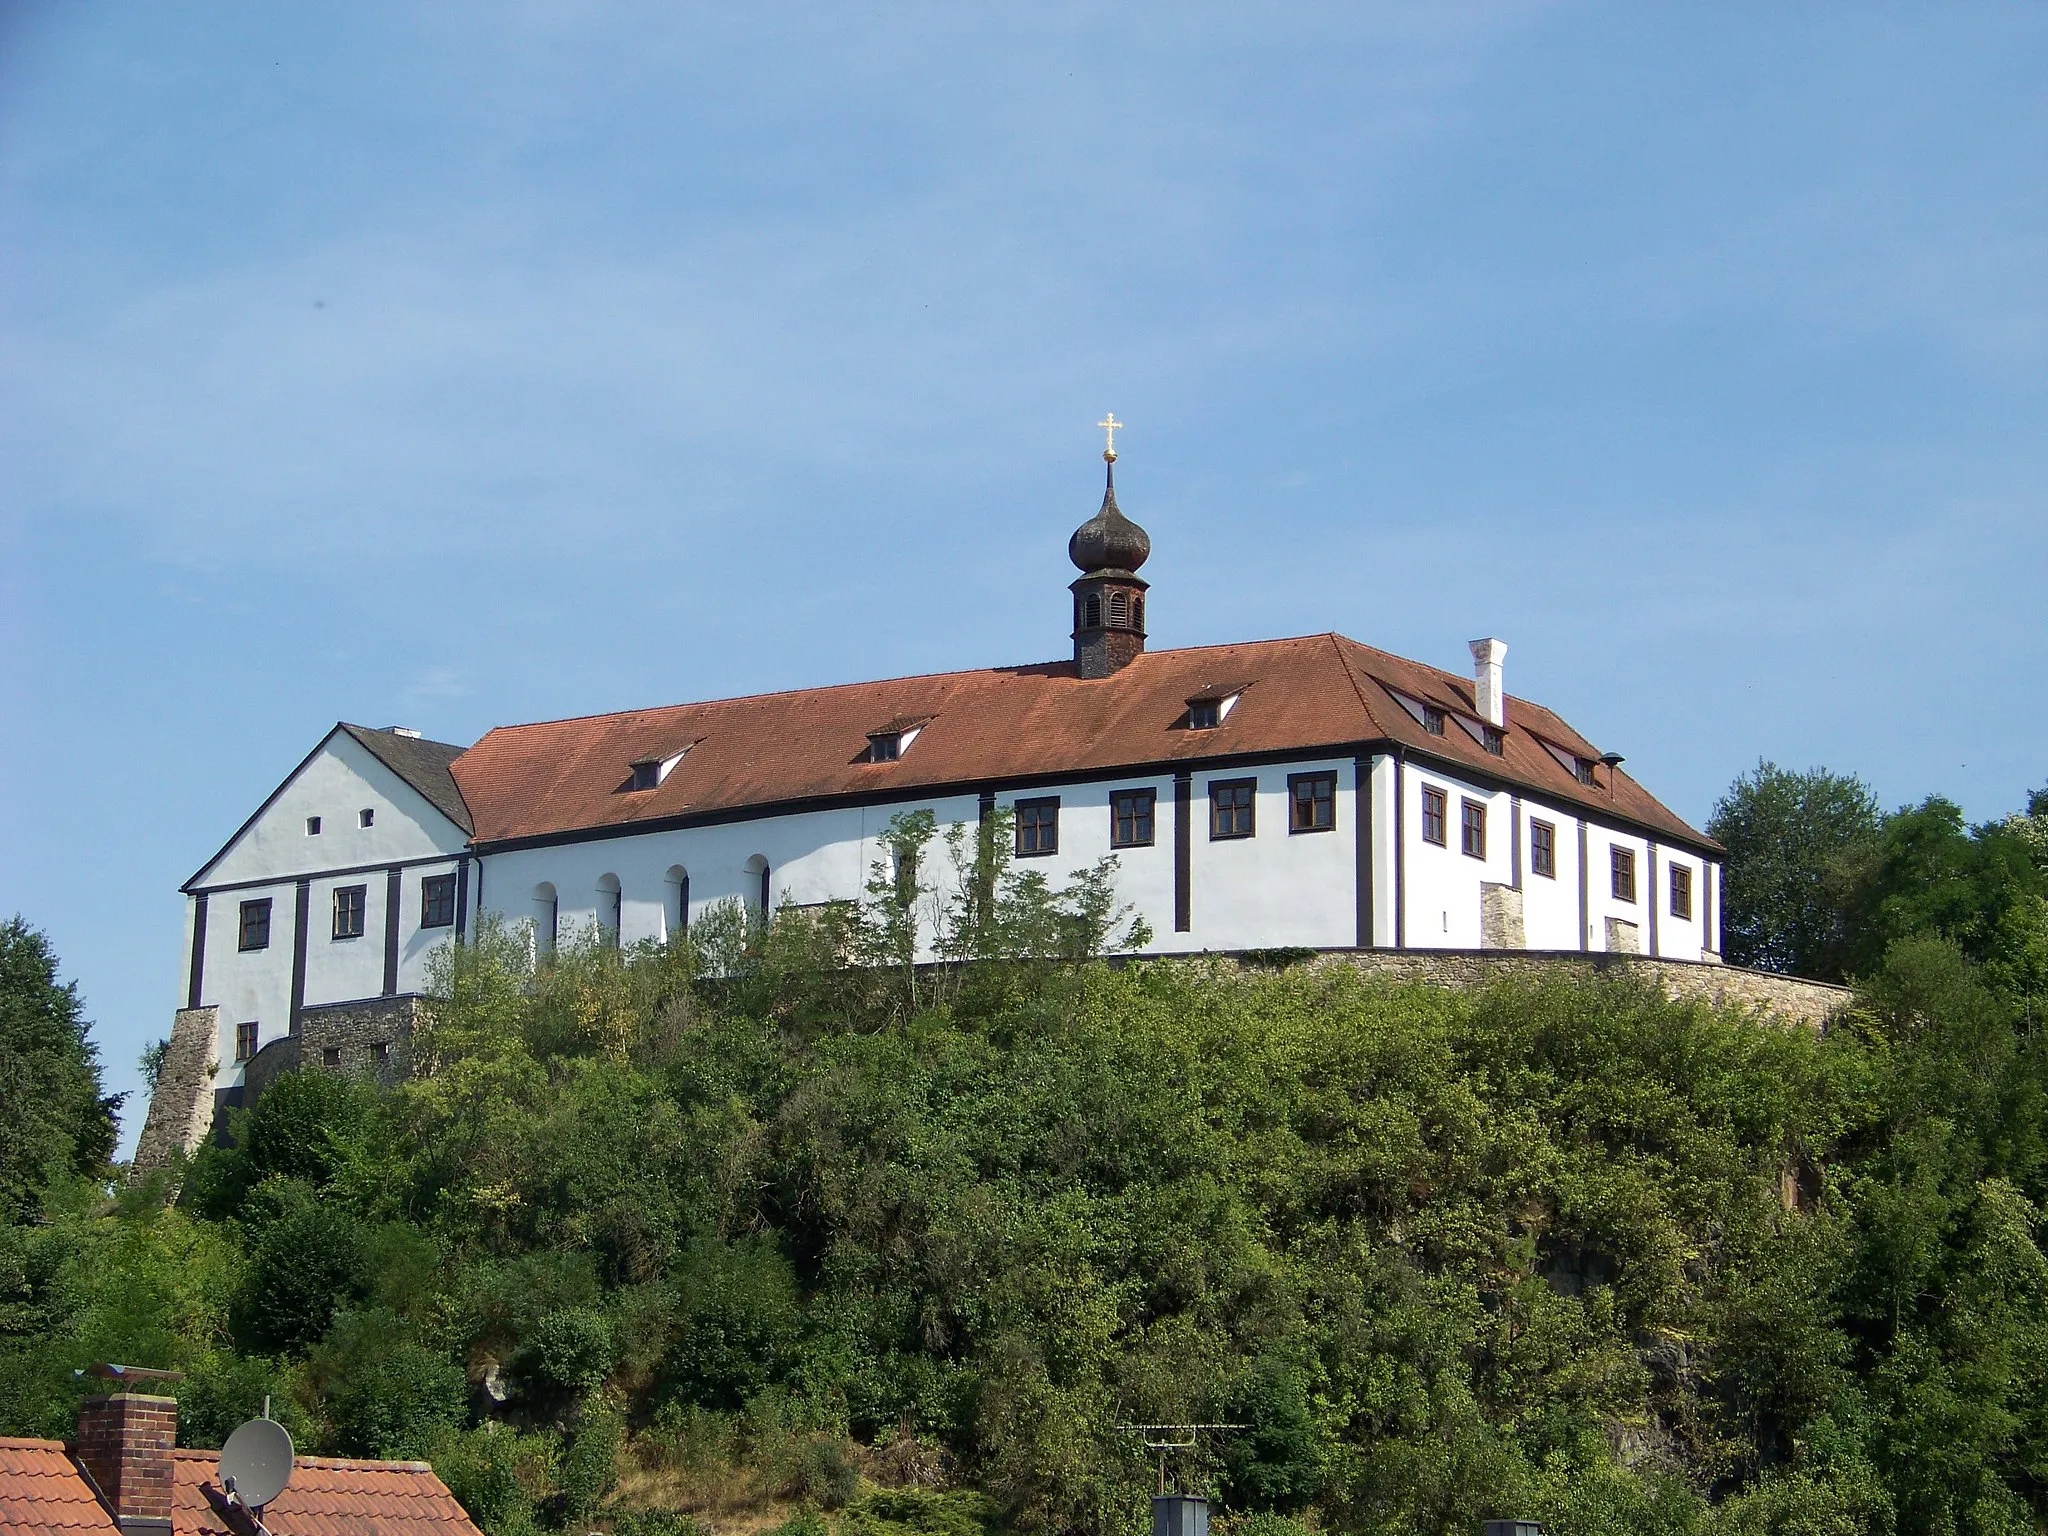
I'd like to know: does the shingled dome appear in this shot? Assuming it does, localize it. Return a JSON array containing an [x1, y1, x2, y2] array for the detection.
[[1068, 467, 1151, 575]]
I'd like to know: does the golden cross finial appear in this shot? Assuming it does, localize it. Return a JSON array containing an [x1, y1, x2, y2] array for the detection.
[[1098, 412, 1123, 462]]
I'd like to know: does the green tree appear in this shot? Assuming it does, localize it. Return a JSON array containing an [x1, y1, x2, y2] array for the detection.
[[0, 918, 118, 1219], [1709, 763, 1882, 978]]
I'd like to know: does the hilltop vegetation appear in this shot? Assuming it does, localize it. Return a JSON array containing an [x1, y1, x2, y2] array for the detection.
[[3, 792, 2048, 1536]]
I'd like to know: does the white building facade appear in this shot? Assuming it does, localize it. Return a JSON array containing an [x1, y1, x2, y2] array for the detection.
[[165, 456, 1723, 1126]]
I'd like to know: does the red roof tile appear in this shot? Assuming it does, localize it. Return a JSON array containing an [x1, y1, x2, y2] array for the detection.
[[451, 633, 1715, 852], [0, 1437, 479, 1536], [0, 1438, 117, 1533], [172, 1448, 480, 1536]]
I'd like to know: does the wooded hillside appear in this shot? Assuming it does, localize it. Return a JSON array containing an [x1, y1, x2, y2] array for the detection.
[[4, 785, 2047, 1536]]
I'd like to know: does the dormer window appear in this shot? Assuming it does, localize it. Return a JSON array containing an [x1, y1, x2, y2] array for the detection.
[[866, 717, 931, 763], [1575, 757, 1598, 786], [1421, 705, 1445, 735], [1482, 726, 1504, 755], [628, 744, 693, 791], [1185, 684, 1246, 730]]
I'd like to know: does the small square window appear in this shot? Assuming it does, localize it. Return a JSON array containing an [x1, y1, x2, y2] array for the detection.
[[1420, 785, 1448, 846], [372, 1040, 391, 1063], [333, 884, 367, 940], [1481, 726, 1504, 756], [1188, 700, 1221, 730], [235, 1020, 260, 1062], [1460, 799, 1487, 860], [238, 898, 272, 951], [1015, 797, 1060, 857], [421, 873, 457, 928], [321, 1046, 342, 1069], [1575, 758, 1597, 787], [1421, 705, 1446, 736], [1611, 846, 1637, 903], [358, 808, 375, 828], [1288, 773, 1336, 833], [1530, 819, 1557, 879], [1670, 865, 1693, 920], [306, 815, 322, 835], [1210, 778, 1256, 839], [1111, 789, 1155, 848]]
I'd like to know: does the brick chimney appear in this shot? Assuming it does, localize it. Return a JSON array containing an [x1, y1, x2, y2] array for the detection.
[[75, 1390, 178, 1531]]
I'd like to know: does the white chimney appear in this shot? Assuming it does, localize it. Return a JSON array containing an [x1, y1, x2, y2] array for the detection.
[[1469, 637, 1507, 727]]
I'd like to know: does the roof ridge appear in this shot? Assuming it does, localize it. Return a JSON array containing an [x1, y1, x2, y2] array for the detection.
[[170, 1446, 434, 1471], [338, 721, 466, 754], [472, 633, 1349, 737], [0, 1434, 67, 1449], [1323, 633, 1393, 738]]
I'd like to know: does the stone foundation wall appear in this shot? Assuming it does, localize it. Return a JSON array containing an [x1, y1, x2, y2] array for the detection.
[[131, 1007, 220, 1170], [298, 995, 422, 1088], [1286, 948, 1850, 1028]]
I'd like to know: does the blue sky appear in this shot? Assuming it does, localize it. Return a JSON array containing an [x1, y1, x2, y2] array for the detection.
[[3, 3, 2044, 1152]]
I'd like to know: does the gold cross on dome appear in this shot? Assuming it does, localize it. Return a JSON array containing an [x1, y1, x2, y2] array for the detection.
[[1098, 412, 1124, 460]]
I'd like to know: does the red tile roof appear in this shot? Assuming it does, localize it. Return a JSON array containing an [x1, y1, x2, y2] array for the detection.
[[0, 1437, 479, 1536], [0, 1438, 117, 1533], [451, 633, 1715, 852], [173, 1448, 479, 1536]]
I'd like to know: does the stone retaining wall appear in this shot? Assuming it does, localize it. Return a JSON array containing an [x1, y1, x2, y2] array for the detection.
[[299, 995, 422, 1088], [131, 1007, 219, 1170], [1287, 948, 1851, 1028]]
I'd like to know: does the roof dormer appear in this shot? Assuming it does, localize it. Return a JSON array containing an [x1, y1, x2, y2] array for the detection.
[[628, 744, 693, 791], [1184, 682, 1247, 731], [866, 716, 932, 763]]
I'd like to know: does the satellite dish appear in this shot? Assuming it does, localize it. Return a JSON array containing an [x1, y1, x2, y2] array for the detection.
[[219, 1416, 295, 1509]]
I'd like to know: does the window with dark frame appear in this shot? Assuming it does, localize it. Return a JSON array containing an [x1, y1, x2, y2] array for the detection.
[[1611, 846, 1637, 903], [1015, 797, 1060, 857], [1670, 865, 1693, 920], [1460, 798, 1487, 859], [359, 808, 375, 828], [893, 847, 920, 902], [1481, 726, 1504, 755], [1210, 778, 1256, 839], [1111, 788, 1156, 848], [421, 874, 457, 928], [235, 1020, 259, 1062], [1530, 819, 1557, 878], [1082, 594, 1102, 628], [306, 815, 322, 835], [333, 884, 367, 940], [321, 1046, 342, 1069], [1420, 784, 1448, 846], [238, 898, 272, 951], [372, 1040, 391, 1063], [1575, 757, 1598, 786], [1187, 699, 1221, 730], [1420, 705, 1446, 735], [1288, 772, 1336, 833], [868, 733, 902, 762]]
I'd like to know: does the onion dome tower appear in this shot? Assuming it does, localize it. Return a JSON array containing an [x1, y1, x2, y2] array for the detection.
[[1069, 415, 1151, 678]]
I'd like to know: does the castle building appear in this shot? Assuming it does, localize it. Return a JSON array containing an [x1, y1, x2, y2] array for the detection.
[[148, 436, 1722, 1149]]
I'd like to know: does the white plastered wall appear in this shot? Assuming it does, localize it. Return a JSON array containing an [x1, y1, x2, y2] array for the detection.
[[196, 731, 469, 887], [185, 730, 471, 1086], [1397, 759, 1516, 948], [479, 795, 986, 959], [1181, 759, 1357, 951], [1517, 798, 1585, 950]]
